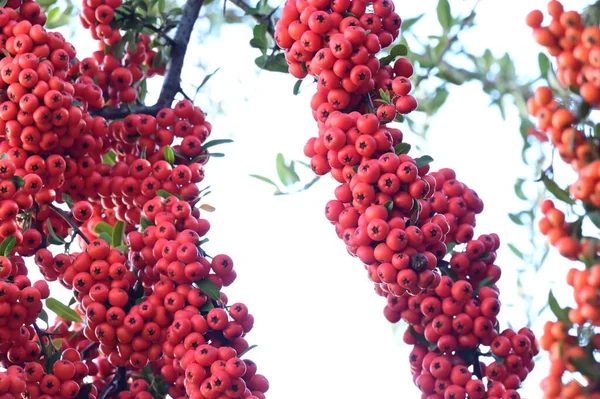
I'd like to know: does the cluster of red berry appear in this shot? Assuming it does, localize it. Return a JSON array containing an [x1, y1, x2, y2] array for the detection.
[[79, 0, 166, 108], [0, 0, 269, 397], [526, 2, 600, 398], [277, 0, 538, 397]]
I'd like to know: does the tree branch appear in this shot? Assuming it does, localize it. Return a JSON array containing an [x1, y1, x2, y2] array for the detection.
[[92, 0, 205, 119], [48, 204, 91, 245]]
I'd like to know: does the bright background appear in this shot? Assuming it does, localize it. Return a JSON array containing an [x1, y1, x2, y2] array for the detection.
[[44, 0, 589, 397]]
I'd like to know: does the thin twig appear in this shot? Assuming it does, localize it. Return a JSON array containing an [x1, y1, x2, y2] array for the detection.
[[48, 204, 91, 245], [33, 323, 48, 359], [92, 0, 205, 119]]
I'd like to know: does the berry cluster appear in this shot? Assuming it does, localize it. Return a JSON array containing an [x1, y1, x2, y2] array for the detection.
[[526, 2, 600, 397], [0, 0, 269, 397], [79, 0, 166, 108], [277, 0, 538, 397]]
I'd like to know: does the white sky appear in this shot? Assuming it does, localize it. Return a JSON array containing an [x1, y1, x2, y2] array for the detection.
[[44, 0, 589, 397]]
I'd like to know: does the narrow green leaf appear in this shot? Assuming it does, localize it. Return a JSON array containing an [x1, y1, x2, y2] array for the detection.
[[293, 79, 303, 95], [508, 213, 524, 226], [514, 178, 527, 200], [158, 0, 165, 12], [46, 220, 66, 245], [276, 153, 294, 186], [201, 139, 233, 151], [62, 193, 74, 209], [112, 221, 125, 249], [437, 0, 452, 32], [538, 53, 550, 81], [548, 290, 571, 324], [196, 279, 221, 301], [541, 172, 574, 204], [401, 14, 424, 31], [46, 298, 82, 323], [200, 301, 215, 312], [239, 344, 258, 358], [571, 358, 600, 380], [45, 350, 62, 373], [196, 67, 220, 95], [507, 243, 524, 259], [249, 174, 281, 194], [163, 147, 175, 166], [474, 277, 495, 296], [141, 217, 152, 231], [384, 201, 394, 212], [0, 236, 16, 257]]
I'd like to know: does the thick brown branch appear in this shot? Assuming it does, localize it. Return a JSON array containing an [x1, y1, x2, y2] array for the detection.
[[92, 0, 205, 119]]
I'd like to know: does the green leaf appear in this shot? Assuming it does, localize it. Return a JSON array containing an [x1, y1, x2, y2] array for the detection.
[[538, 53, 550, 81], [255, 53, 289, 73], [163, 147, 175, 166], [196, 279, 221, 301], [571, 358, 600, 380], [401, 14, 424, 31], [38, 309, 49, 326], [250, 23, 269, 51], [98, 232, 111, 245], [93, 222, 114, 236], [141, 217, 152, 231], [437, 0, 452, 32], [195, 68, 220, 96], [541, 172, 574, 204], [514, 178, 527, 201], [112, 221, 125, 249], [507, 243, 524, 259], [249, 174, 282, 194], [45, 350, 62, 373], [587, 211, 600, 229], [415, 155, 434, 168], [46, 220, 66, 245], [102, 150, 117, 166], [201, 139, 233, 151], [158, 0, 165, 12], [200, 301, 215, 312], [156, 189, 175, 199], [293, 79, 303, 95], [508, 212, 524, 226], [394, 143, 411, 155], [62, 193, 74, 209], [10, 176, 24, 189], [275, 153, 300, 186], [474, 277, 495, 296], [239, 344, 258, 358], [0, 236, 16, 257], [46, 298, 82, 323], [548, 290, 571, 324], [384, 201, 394, 212]]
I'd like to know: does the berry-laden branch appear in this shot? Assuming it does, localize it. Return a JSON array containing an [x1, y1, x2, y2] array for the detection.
[[274, 0, 539, 397], [91, 0, 205, 119], [525, 1, 600, 396], [0, 0, 269, 397]]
